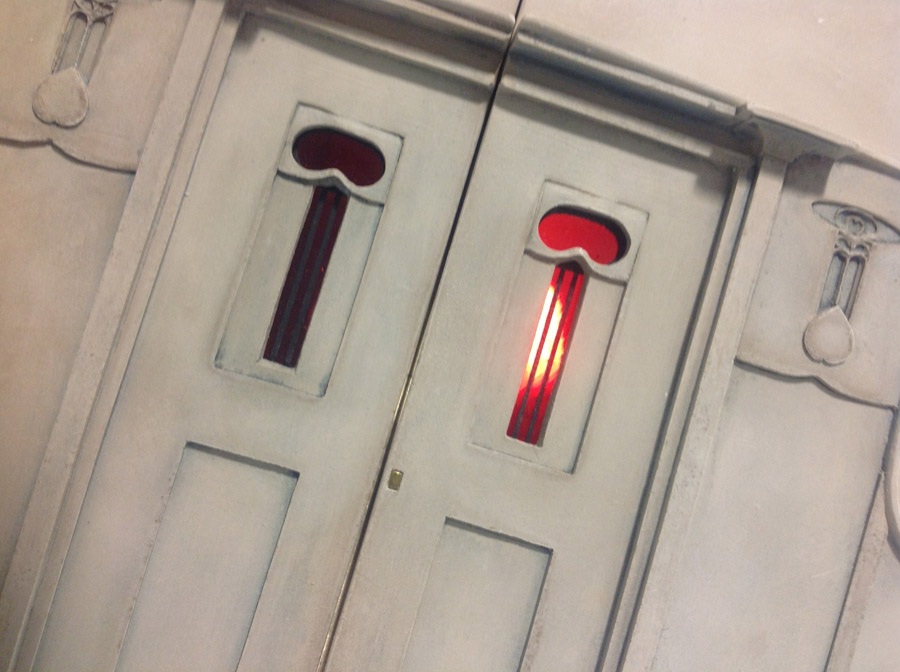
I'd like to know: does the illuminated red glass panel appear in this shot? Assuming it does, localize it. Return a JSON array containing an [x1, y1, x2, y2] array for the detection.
[[507, 262, 585, 445], [293, 128, 385, 187], [538, 209, 628, 265], [264, 185, 348, 368]]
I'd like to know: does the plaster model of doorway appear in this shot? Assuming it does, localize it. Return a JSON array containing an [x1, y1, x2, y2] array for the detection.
[[11, 2, 894, 671]]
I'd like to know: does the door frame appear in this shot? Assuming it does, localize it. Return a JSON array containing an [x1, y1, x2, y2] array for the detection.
[[0, 4, 866, 671]]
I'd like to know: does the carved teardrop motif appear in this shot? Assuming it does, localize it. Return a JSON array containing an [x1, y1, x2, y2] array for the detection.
[[802, 306, 854, 366], [32, 67, 89, 128]]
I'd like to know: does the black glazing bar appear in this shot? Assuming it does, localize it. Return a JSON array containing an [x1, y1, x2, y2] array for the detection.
[[264, 186, 347, 367], [510, 265, 563, 440], [524, 264, 580, 444], [283, 189, 347, 366], [279, 188, 336, 365], [265, 186, 328, 363]]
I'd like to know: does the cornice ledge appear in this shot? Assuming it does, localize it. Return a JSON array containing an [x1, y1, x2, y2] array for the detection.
[[739, 107, 859, 163], [508, 17, 745, 123], [505, 19, 900, 177], [413, 0, 516, 34], [268, 0, 515, 88], [282, 0, 515, 39]]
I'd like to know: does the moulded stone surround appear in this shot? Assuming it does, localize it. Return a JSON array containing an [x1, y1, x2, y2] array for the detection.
[[1, 2, 899, 671]]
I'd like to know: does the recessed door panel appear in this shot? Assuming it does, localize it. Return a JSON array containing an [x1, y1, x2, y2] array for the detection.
[[33, 10, 494, 671], [115, 445, 296, 672], [401, 520, 550, 672], [329, 90, 742, 669]]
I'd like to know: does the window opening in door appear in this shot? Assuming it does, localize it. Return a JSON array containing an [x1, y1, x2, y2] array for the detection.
[[293, 127, 385, 186], [507, 209, 628, 445], [263, 128, 386, 368], [507, 261, 584, 444]]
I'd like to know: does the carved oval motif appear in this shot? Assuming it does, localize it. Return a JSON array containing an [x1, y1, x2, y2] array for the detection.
[[813, 201, 900, 243]]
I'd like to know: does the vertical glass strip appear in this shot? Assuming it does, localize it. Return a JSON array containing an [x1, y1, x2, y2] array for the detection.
[[507, 262, 585, 445], [264, 185, 349, 368]]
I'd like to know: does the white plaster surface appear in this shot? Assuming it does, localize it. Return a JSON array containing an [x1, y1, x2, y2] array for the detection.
[[651, 367, 891, 671], [523, 0, 900, 164], [738, 157, 900, 406], [26, 10, 498, 670], [1, 2, 900, 669], [0, 0, 193, 169], [848, 544, 900, 672], [0, 143, 132, 590]]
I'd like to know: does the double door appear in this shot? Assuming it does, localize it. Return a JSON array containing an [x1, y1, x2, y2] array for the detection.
[[32, 5, 748, 671]]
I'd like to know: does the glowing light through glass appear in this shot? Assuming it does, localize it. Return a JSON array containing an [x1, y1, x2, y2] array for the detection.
[[507, 262, 584, 445], [538, 208, 628, 266]]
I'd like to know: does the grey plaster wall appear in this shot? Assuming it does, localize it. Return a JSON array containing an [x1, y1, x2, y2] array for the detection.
[[0, 144, 132, 589], [1, 1, 899, 669], [0, 0, 192, 591], [651, 367, 890, 671], [525, 0, 900, 164], [849, 543, 900, 671]]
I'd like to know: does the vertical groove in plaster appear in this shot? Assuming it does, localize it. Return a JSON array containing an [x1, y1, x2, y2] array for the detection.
[[823, 474, 888, 671]]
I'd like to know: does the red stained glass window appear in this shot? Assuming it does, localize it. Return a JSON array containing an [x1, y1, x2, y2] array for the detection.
[[507, 208, 626, 445], [507, 262, 584, 445], [264, 128, 386, 368], [538, 208, 628, 266], [264, 186, 348, 368], [293, 128, 385, 187]]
